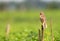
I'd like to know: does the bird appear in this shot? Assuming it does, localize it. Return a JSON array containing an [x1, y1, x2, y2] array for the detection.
[[40, 12, 47, 29]]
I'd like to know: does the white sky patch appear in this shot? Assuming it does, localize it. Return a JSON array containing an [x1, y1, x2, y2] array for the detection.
[[41, 0, 60, 2], [0, 0, 60, 2], [0, 0, 25, 2]]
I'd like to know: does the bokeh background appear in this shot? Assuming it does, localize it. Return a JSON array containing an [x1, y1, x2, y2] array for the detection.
[[0, 0, 60, 41]]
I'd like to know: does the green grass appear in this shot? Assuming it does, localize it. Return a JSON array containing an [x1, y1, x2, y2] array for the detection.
[[0, 9, 60, 41]]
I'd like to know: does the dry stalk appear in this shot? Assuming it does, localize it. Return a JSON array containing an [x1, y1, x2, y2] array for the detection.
[[50, 18, 54, 41], [41, 25, 44, 41], [38, 29, 41, 41], [5, 22, 10, 40]]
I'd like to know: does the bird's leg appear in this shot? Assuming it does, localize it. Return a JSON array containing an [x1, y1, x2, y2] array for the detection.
[[43, 22, 47, 29]]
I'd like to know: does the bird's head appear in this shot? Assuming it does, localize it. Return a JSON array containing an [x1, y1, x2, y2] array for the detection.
[[40, 12, 44, 15]]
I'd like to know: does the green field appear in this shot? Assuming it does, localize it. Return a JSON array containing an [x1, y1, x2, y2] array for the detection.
[[0, 10, 60, 41]]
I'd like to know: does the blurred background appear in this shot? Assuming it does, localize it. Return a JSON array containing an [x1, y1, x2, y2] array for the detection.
[[0, 0, 60, 41], [0, 0, 60, 10]]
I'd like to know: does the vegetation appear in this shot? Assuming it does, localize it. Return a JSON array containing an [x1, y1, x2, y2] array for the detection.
[[0, 10, 60, 41]]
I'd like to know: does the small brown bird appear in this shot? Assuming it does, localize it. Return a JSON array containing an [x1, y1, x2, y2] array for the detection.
[[40, 12, 47, 28]]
